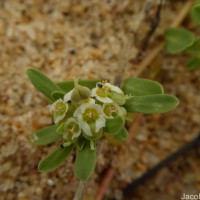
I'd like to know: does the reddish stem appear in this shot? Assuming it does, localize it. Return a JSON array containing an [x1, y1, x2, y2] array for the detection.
[[95, 167, 115, 200]]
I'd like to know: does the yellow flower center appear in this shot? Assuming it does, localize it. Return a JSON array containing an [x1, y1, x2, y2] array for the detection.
[[96, 86, 111, 98], [67, 121, 79, 134], [55, 102, 66, 115], [83, 108, 99, 122], [103, 104, 118, 117]]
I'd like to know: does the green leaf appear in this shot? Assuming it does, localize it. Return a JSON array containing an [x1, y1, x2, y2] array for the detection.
[[191, 4, 200, 25], [51, 91, 65, 101], [74, 142, 96, 180], [27, 68, 63, 101], [187, 55, 200, 70], [122, 78, 164, 96], [124, 94, 179, 114], [195, 0, 200, 4], [114, 128, 128, 141], [57, 80, 99, 93], [103, 116, 124, 135], [165, 28, 195, 53], [38, 145, 74, 172], [30, 125, 62, 146], [185, 39, 200, 54]]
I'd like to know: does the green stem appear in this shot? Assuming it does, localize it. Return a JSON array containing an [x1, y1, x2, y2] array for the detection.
[[73, 180, 87, 200]]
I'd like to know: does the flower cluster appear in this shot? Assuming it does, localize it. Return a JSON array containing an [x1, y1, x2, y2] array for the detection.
[[50, 80, 126, 149]]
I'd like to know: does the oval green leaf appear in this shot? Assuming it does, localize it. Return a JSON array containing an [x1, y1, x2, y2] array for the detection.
[[185, 39, 200, 54], [30, 125, 62, 146], [38, 145, 74, 172], [27, 68, 63, 101], [191, 4, 200, 25], [122, 78, 164, 96], [103, 116, 124, 135], [57, 80, 99, 93], [187, 55, 200, 70], [74, 142, 96, 180], [114, 128, 128, 141], [165, 28, 195, 54], [124, 94, 179, 114]]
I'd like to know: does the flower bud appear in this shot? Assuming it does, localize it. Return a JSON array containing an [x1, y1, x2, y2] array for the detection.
[[71, 79, 91, 104]]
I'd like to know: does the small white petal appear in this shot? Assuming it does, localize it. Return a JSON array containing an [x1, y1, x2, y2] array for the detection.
[[76, 115, 83, 123], [88, 104, 102, 113], [91, 88, 98, 97], [72, 129, 81, 140], [64, 90, 73, 102], [66, 117, 76, 124], [82, 98, 95, 105], [54, 113, 66, 123], [95, 115, 106, 132], [88, 98, 95, 104], [105, 83, 123, 94], [73, 106, 82, 117], [81, 121, 93, 136], [96, 96, 113, 103]]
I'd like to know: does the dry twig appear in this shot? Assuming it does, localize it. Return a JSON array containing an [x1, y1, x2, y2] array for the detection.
[[73, 181, 87, 200]]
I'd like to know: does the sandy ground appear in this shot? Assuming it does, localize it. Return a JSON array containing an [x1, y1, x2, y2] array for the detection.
[[0, 0, 200, 200]]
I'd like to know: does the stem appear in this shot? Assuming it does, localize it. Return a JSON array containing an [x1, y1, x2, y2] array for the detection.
[[73, 181, 87, 200]]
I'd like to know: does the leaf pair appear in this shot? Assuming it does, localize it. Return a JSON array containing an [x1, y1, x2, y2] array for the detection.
[[122, 78, 179, 114], [38, 141, 96, 181]]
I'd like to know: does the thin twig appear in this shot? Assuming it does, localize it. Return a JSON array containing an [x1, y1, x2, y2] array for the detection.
[[95, 167, 115, 200], [140, 0, 164, 53], [73, 181, 87, 200]]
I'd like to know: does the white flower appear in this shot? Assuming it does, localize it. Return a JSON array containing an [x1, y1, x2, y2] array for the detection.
[[91, 87, 112, 103], [63, 118, 81, 141], [74, 103, 106, 137], [91, 82, 124, 103], [102, 102, 123, 118], [50, 99, 68, 123]]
